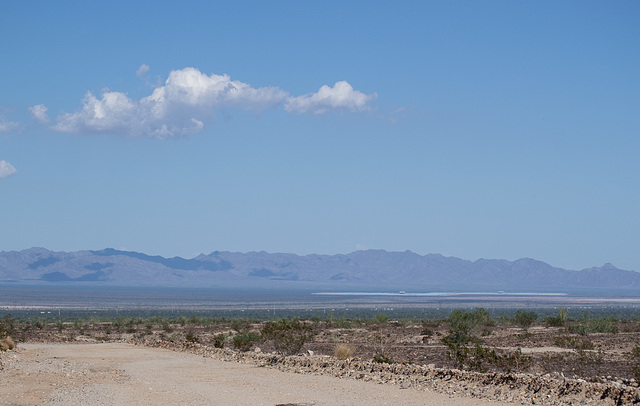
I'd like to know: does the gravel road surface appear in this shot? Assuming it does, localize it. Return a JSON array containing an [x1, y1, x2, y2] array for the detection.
[[0, 343, 514, 405]]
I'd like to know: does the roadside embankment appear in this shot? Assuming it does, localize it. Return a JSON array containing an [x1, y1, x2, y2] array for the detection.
[[136, 337, 640, 405]]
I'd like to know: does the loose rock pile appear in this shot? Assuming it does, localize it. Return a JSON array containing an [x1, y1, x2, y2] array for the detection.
[[134, 337, 640, 405]]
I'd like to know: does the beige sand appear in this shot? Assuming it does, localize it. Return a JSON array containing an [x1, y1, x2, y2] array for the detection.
[[0, 343, 514, 405]]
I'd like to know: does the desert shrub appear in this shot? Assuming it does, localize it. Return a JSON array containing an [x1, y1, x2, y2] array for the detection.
[[421, 327, 434, 337], [0, 314, 16, 339], [334, 343, 355, 360], [232, 331, 261, 352], [553, 335, 594, 350], [575, 348, 604, 375], [373, 353, 394, 364], [212, 333, 226, 348], [558, 307, 568, 323], [567, 323, 587, 336], [589, 317, 619, 334], [230, 319, 251, 332], [422, 319, 440, 328], [443, 338, 531, 373], [331, 318, 353, 328], [545, 316, 564, 327], [442, 336, 471, 369], [373, 313, 390, 323], [112, 317, 126, 330], [161, 322, 173, 333], [445, 308, 492, 343], [630, 345, 640, 381], [567, 316, 618, 336], [0, 336, 15, 351], [184, 331, 200, 343], [32, 317, 45, 330], [398, 318, 416, 327], [126, 317, 143, 328], [514, 310, 537, 331], [545, 308, 568, 327], [261, 319, 315, 355]]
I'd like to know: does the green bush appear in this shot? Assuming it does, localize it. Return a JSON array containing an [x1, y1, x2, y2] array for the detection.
[[261, 319, 315, 355], [630, 345, 640, 381], [212, 333, 226, 348], [545, 316, 564, 327], [373, 353, 394, 364], [184, 331, 200, 343], [567, 316, 618, 335], [443, 337, 531, 373], [445, 308, 492, 343], [514, 310, 537, 331], [373, 313, 390, 323], [589, 317, 619, 334], [0, 314, 16, 338], [232, 331, 261, 352], [545, 308, 568, 327], [553, 335, 594, 350]]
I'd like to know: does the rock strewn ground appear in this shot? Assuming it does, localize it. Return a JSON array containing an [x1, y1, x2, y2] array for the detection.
[[137, 338, 640, 405]]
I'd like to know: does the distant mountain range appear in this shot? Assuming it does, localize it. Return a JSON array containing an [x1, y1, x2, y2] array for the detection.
[[0, 247, 638, 293]]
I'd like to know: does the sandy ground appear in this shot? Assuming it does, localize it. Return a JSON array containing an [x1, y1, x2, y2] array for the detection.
[[0, 343, 515, 406]]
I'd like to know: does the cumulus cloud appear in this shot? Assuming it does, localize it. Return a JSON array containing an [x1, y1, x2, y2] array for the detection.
[[52, 67, 376, 138], [0, 116, 19, 133], [29, 104, 50, 124], [0, 160, 17, 178], [285, 81, 377, 115]]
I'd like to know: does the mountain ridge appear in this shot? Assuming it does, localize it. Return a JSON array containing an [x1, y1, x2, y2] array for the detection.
[[0, 247, 638, 293]]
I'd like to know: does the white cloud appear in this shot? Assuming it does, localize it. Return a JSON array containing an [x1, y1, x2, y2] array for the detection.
[[285, 81, 377, 115], [0, 160, 17, 178], [52, 67, 377, 138], [136, 63, 150, 78], [29, 104, 50, 124], [0, 116, 19, 133]]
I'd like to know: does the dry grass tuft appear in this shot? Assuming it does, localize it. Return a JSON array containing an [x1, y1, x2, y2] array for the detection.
[[0, 336, 15, 351], [334, 343, 355, 360]]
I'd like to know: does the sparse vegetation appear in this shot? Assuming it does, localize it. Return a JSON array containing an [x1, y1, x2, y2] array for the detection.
[[4, 306, 640, 382]]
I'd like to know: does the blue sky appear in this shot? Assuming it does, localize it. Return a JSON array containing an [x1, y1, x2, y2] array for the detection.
[[1, 1, 639, 272]]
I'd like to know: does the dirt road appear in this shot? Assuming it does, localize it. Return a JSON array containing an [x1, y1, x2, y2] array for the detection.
[[0, 343, 513, 405]]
